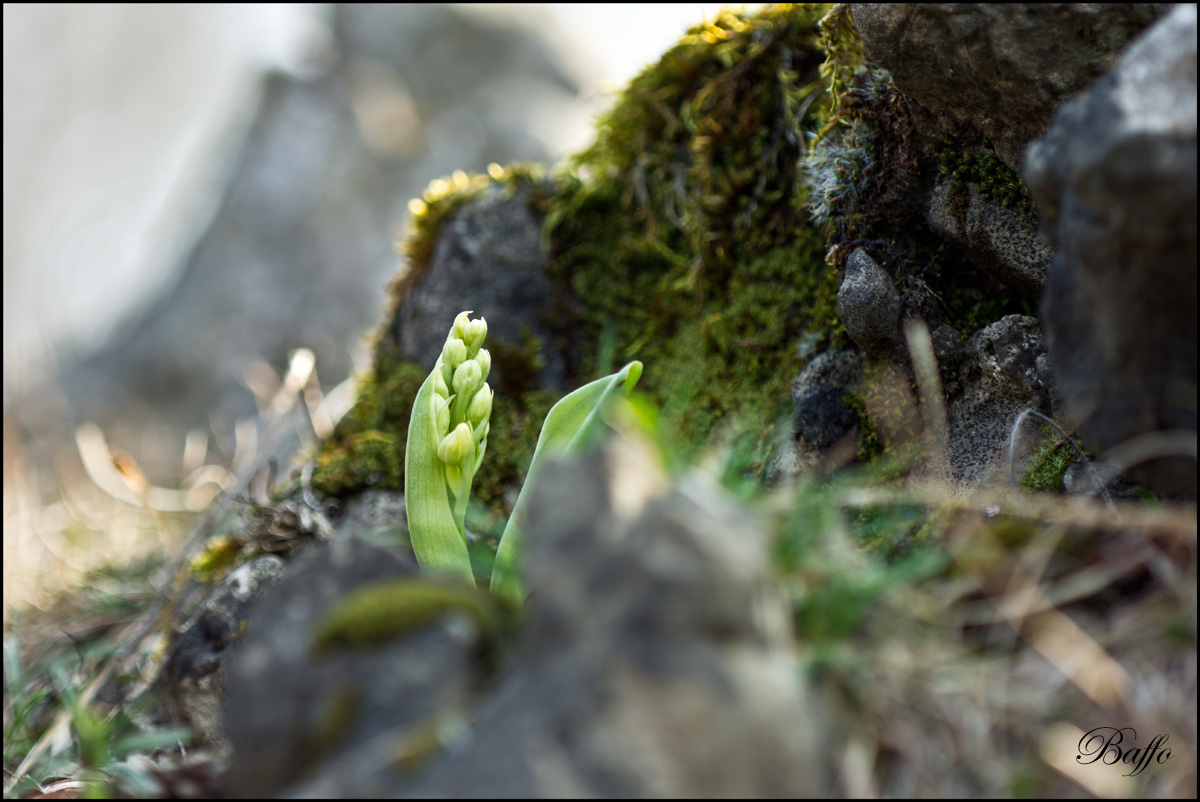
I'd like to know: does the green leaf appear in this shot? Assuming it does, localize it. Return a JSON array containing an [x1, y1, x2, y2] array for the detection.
[[405, 369, 474, 581], [491, 361, 643, 602]]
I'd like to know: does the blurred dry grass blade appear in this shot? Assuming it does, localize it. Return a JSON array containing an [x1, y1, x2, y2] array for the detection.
[[303, 365, 334, 440], [838, 735, 879, 798], [241, 359, 282, 416], [947, 514, 1131, 709], [231, 417, 258, 475], [272, 348, 315, 418], [1101, 429, 1198, 481], [109, 447, 150, 500], [1040, 722, 1137, 798], [75, 423, 205, 512], [318, 374, 360, 432], [904, 317, 949, 484], [181, 427, 210, 476]]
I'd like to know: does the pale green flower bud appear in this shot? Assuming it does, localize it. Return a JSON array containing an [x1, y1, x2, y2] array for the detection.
[[453, 359, 483, 397], [437, 422, 473, 465], [442, 338, 467, 370], [475, 348, 491, 383], [451, 310, 473, 339], [462, 317, 487, 356], [432, 366, 450, 400], [467, 383, 492, 426], [433, 394, 452, 436]]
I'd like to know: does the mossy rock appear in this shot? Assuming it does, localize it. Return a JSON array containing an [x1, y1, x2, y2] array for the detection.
[[313, 5, 850, 505]]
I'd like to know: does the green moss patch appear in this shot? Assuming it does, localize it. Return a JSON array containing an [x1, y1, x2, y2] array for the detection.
[[544, 5, 842, 466], [1019, 430, 1082, 492], [938, 140, 1038, 227]]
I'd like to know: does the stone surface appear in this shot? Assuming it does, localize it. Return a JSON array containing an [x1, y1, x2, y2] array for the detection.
[[221, 536, 487, 798], [1025, 4, 1198, 497], [927, 180, 1053, 300], [851, 3, 1171, 173], [837, 248, 902, 359], [945, 315, 1056, 487], [329, 488, 408, 550], [791, 348, 864, 455], [389, 183, 568, 394], [289, 446, 825, 797], [1062, 462, 1140, 503], [149, 556, 287, 746]]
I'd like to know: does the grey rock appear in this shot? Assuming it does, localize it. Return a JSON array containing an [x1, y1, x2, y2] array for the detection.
[[222, 536, 487, 798], [947, 315, 1055, 486], [1062, 462, 1140, 502], [329, 488, 408, 550], [292, 447, 826, 797], [1025, 4, 1198, 497], [151, 556, 287, 746], [791, 348, 864, 455], [931, 323, 971, 397], [851, 3, 1171, 173], [837, 248, 902, 358], [389, 182, 567, 394], [1061, 462, 1098, 496], [927, 180, 1054, 300]]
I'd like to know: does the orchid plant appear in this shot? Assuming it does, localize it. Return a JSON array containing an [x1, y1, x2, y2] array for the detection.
[[405, 311, 642, 601]]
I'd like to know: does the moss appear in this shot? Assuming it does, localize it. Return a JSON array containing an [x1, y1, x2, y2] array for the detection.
[[1019, 429, 1082, 492], [309, 578, 509, 658], [310, 347, 424, 497], [805, 117, 879, 229], [188, 535, 243, 583], [815, 3, 867, 130], [988, 515, 1040, 549], [319, 4, 1040, 518], [938, 140, 1038, 227], [843, 387, 883, 463], [842, 361, 926, 473], [543, 5, 842, 469], [928, 244, 1036, 335], [305, 685, 363, 763]]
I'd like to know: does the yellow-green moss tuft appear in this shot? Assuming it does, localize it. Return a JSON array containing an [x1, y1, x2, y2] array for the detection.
[[309, 578, 508, 657], [188, 535, 244, 582]]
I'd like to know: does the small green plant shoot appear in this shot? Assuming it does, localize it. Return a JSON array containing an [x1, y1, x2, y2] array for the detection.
[[405, 311, 643, 598], [405, 311, 493, 581]]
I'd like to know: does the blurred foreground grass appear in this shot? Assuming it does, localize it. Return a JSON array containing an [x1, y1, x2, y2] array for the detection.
[[3, 375, 1196, 797]]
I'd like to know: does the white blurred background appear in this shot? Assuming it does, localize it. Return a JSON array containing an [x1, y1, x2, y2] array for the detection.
[[4, 3, 727, 396]]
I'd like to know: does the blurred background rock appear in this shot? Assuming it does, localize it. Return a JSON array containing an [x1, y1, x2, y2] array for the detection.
[[3, 3, 725, 615]]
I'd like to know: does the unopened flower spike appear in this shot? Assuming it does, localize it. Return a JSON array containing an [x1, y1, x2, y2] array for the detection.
[[406, 311, 494, 581]]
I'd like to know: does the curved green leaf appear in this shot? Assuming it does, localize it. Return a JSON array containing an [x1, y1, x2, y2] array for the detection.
[[405, 370, 473, 581], [491, 361, 643, 601]]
